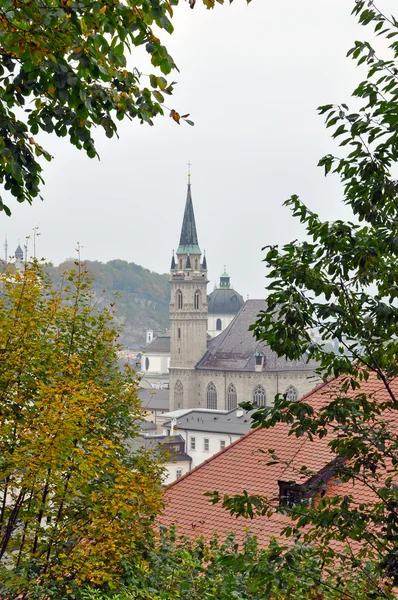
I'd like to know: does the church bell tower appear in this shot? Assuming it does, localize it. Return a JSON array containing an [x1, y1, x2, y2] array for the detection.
[[169, 171, 208, 410]]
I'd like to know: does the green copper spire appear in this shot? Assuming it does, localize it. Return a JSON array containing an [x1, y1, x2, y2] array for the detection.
[[177, 183, 201, 255]]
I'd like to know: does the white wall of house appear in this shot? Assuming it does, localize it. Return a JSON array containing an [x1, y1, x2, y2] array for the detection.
[[141, 352, 170, 375], [140, 351, 170, 389], [162, 459, 192, 486], [141, 408, 169, 432], [207, 313, 236, 338], [162, 426, 241, 469]]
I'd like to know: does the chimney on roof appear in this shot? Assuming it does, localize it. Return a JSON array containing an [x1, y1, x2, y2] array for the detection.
[[236, 409, 244, 418]]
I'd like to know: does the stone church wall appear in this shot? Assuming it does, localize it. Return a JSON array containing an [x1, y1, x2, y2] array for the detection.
[[195, 369, 320, 410]]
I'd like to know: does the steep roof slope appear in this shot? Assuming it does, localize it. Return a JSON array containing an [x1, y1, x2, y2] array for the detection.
[[161, 375, 398, 545], [197, 299, 318, 372], [144, 334, 170, 354]]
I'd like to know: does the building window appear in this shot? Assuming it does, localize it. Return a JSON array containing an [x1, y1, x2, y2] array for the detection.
[[145, 356, 149, 371], [174, 380, 183, 408], [178, 327, 181, 339], [194, 290, 200, 310], [220, 440, 226, 450], [216, 318, 222, 331], [253, 384, 266, 407], [206, 382, 217, 409], [227, 383, 237, 410], [176, 470, 182, 480], [204, 438, 209, 451], [285, 385, 298, 401], [255, 353, 263, 366], [176, 290, 183, 309], [190, 437, 196, 450]]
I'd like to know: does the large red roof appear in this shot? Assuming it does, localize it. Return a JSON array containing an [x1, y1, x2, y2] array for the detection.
[[161, 374, 398, 545]]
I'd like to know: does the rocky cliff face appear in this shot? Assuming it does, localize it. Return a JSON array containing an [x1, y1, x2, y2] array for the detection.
[[48, 259, 170, 348]]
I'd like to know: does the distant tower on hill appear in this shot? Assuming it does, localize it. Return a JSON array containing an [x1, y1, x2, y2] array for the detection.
[[15, 243, 24, 272]]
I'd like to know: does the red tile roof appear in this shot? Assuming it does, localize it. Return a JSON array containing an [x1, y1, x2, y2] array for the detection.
[[160, 375, 398, 546]]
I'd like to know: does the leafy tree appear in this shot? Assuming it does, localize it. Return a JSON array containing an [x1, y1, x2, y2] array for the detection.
[[0, 261, 164, 598], [0, 0, 249, 214], [80, 528, 384, 600], [210, 1, 398, 595]]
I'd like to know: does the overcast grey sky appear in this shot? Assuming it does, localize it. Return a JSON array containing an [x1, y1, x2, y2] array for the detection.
[[1, 1, 394, 298]]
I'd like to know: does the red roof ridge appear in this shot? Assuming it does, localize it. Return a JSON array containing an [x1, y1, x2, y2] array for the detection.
[[165, 378, 334, 492]]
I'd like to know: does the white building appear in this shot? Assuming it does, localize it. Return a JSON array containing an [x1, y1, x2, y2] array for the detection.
[[130, 432, 192, 486], [139, 333, 170, 389], [162, 407, 252, 469]]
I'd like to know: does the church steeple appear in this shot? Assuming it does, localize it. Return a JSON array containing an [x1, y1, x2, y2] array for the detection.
[[15, 244, 23, 261], [177, 183, 201, 255], [169, 171, 209, 410]]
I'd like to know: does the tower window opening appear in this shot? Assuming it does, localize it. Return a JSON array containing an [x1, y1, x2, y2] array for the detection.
[[194, 290, 200, 310], [179, 258, 182, 270], [177, 290, 183, 309], [174, 380, 183, 408], [195, 258, 198, 270], [206, 381, 217, 409], [216, 318, 222, 331], [178, 327, 181, 339]]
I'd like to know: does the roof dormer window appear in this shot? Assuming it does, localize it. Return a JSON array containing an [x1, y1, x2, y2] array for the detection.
[[278, 481, 304, 507]]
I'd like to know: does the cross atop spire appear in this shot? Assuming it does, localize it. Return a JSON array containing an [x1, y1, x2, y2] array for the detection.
[[187, 160, 192, 184]]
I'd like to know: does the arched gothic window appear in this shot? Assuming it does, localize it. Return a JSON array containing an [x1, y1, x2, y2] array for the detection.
[[194, 290, 200, 310], [177, 327, 181, 339], [253, 385, 266, 407], [227, 383, 237, 410], [174, 380, 184, 409], [216, 318, 222, 331], [145, 357, 150, 371], [206, 382, 217, 409], [285, 385, 298, 401], [176, 290, 183, 310]]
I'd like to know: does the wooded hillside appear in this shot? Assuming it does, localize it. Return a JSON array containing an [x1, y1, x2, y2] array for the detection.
[[47, 259, 170, 347]]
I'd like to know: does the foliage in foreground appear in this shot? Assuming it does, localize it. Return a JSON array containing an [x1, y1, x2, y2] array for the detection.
[[0, 262, 164, 598], [80, 528, 388, 600], [212, 2, 398, 597], [0, 0, 250, 213]]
